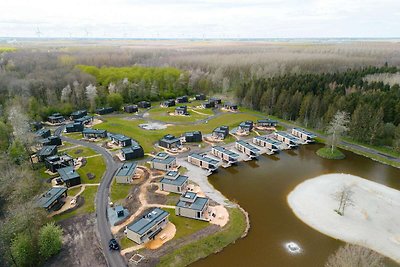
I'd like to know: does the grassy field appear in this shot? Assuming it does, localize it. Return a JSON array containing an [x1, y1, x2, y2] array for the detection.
[[158, 207, 247, 267], [119, 236, 136, 250], [96, 113, 260, 153], [147, 105, 209, 123], [0, 47, 16, 53], [316, 147, 345, 160], [37, 165, 58, 180], [68, 186, 82, 197], [64, 145, 100, 157], [166, 208, 209, 239], [165, 194, 180, 206], [53, 185, 98, 221], [77, 156, 106, 183], [58, 141, 76, 150], [63, 132, 83, 140], [110, 179, 132, 203]]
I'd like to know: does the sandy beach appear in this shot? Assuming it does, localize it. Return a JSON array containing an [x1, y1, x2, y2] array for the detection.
[[287, 173, 400, 263]]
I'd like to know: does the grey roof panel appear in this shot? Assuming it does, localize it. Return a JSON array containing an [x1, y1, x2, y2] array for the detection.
[[127, 208, 169, 235]]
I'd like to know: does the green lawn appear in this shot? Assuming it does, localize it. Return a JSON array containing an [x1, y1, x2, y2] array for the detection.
[[147, 105, 209, 123], [178, 166, 188, 175], [158, 208, 247, 267], [119, 236, 136, 250], [37, 165, 58, 180], [64, 146, 100, 157], [96, 113, 260, 153], [53, 185, 98, 221], [63, 132, 83, 140], [68, 186, 82, 197], [77, 156, 106, 183], [58, 141, 76, 150], [165, 194, 180, 206], [166, 208, 209, 240], [110, 179, 132, 203], [0, 47, 16, 52]]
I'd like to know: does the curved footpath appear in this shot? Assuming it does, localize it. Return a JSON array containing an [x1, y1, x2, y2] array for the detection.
[[56, 126, 126, 267]]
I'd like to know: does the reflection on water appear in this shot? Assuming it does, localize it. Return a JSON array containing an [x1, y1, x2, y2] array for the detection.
[[191, 144, 400, 267]]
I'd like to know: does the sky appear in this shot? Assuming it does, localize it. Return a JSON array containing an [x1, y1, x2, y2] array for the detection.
[[1, 0, 400, 38]]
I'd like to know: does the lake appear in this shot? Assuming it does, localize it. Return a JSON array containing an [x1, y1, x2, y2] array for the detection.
[[192, 144, 400, 267]]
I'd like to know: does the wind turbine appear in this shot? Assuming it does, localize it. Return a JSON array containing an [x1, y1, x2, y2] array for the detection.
[[84, 28, 89, 38], [36, 27, 41, 38]]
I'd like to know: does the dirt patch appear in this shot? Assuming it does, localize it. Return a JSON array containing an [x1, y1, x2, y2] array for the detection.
[[146, 183, 167, 205], [139, 122, 168, 130], [125, 224, 219, 267], [44, 214, 106, 267], [87, 173, 96, 180], [123, 168, 150, 214]]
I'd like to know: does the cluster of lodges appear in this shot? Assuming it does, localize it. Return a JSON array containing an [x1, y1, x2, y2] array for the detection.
[[157, 131, 203, 152], [111, 147, 211, 245], [125, 189, 210, 245], [121, 168, 210, 245], [123, 101, 152, 113], [65, 110, 94, 133], [184, 123, 317, 172], [109, 133, 144, 160]]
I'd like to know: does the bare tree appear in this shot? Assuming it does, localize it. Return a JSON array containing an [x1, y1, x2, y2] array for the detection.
[[326, 244, 384, 267], [327, 111, 350, 153], [333, 185, 354, 216], [7, 104, 33, 146], [108, 83, 116, 94], [85, 83, 97, 111], [61, 84, 72, 102]]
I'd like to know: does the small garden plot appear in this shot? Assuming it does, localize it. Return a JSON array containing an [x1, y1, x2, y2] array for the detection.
[[110, 179, 132, 203], [166, 208, 209, 240], [53, 185, 98, 222], [68, 186, 82, 197], [63, 132, 83, 140], [66, 146, 99, 157], [77, 156, 106, 184]]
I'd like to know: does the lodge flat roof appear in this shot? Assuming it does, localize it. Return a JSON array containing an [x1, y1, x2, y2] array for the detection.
[[58, 166, 80, 181], [177, 193, 209, 211], [37, 187, 67, 209], [37, 145, 57, 156], [189, 153, 219, 165], [212, 146, 239, 158], [236, 140, 260, 152], [116, 162, 137, 177], [293, 128, 317, 138], [83, 128, 107, 134], [110, 134, 131, 142], [150, 155, 176, 164], [160, 175, 188, 186], [127, 208, 169, 235], [254, 136, 282, 146], [276, 131, 299, 141]]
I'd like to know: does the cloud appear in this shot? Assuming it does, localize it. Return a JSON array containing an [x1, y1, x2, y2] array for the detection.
[[0, 0, 399, 38]]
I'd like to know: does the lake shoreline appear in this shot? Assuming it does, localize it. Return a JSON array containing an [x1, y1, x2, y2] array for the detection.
[[287, 173, 400, 263]]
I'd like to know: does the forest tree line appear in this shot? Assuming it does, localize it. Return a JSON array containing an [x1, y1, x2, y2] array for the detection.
[[237, 65, 400, 149], [1, 46, 400, 150]]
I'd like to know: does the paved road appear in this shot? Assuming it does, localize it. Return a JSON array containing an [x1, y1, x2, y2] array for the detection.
[[56, 126, 127, 267], [269, 119, 400, 164]]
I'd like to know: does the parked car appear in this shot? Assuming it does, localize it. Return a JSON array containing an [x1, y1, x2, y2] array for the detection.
[[109, 238, 120, 251]]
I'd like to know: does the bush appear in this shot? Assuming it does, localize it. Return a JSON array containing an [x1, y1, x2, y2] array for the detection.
[[38, 222, 63, 260], [11, 232, 36, 267], [316, 147, 345, 160]]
